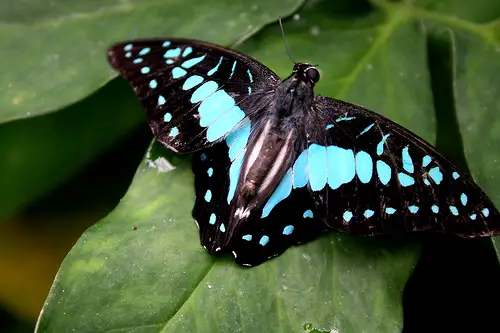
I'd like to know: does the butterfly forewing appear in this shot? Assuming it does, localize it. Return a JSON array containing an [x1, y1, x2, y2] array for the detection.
[[107, 38, 280, 153], [295, 96, 500, 237]]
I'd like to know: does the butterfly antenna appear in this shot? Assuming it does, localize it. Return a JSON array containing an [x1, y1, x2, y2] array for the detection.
[[279, 17, 296, 64]]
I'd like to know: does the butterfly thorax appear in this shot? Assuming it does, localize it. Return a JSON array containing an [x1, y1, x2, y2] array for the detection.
[[231, 64, 319, 225]]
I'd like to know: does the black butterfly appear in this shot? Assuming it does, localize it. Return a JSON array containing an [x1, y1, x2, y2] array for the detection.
[[107, 37, 500, 267]]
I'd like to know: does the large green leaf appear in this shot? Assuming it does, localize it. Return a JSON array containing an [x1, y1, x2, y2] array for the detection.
[[0, 0, 305, 220], [0, 79, 146, 220], [36, 0, 500, 331], [0, 0, 304, 124], [36, 144, 420, 333]]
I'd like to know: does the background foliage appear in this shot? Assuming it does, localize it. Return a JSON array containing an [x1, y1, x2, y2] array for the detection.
[[1, 0, 500, 332]]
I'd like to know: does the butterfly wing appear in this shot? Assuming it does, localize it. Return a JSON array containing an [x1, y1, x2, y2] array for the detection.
[[192, 123, 328, 266], [291, 96, 500, 237], [107, 38, 280, 153]]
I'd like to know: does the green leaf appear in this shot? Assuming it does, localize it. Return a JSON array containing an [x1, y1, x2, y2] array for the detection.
[[37, 0, 500, 331], [36, 144, 420, 333], [0, 0, 304, 124], [0, 0, 305, 219], [0, 79, 146, 220]]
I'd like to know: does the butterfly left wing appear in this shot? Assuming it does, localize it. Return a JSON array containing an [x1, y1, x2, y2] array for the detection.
[[295, 96, 500, 237], [192, 123, 328, 267], [107, 38, 280, 153]]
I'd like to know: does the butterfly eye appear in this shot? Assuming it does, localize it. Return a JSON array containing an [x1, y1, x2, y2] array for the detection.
[[306, 67, 320, 84]]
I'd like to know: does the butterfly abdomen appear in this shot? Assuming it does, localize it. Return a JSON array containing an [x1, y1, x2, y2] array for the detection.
[[232, 118, 297, 217]]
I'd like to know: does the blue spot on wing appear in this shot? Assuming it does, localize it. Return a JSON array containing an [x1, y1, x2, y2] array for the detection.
[[206, 105, 245, 142], [182, 55, 206, 68], [259, 235, 270, 246], [482, 208, 489, 217], [402, 146, 414, 173], [460, 193, 468, 206], [343, 211, 353, 222], [308, 144, 327, 191], [398, 173, 415, 187], [208, 56, 223, 76], [303, 209, 314, 218], [428, 167, 443, 184], [327, 146, 355, 189], [247, 69, 253, 82], [182, 75, 203, 90], [195, 86, 245, 142], [172, 67, 187, 79], [198, 91, 230, 126], [409, 205, 419, 213], [138, 47, 150, 56], [376, 160, 391, 185], [385, 207, 396, 215], [282, 225, 294, 235], [204, 190, 212, 202], [191, 81, 218, 103], [226, 122, 251, 161], [158, 95, 166, 106], [169, 127, 179, 137], [229, 61, 237, 79], [336, 116, 356, 122], [358, 123, 374, 136], [422, 155, 432, 167], [355, 151, 373, 184], [292, 150, 308, 188], [377, 134, 390, 155], [164, 47, 181, 58], [262, 169, 293, 218], [227, 154, 245, 204], [182, 47, 192, 57], [226, 124, 250, 203], [364, 209, 374, 218]]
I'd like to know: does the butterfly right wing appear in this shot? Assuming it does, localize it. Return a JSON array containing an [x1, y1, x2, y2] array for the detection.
[[300, 96, 500, 238]]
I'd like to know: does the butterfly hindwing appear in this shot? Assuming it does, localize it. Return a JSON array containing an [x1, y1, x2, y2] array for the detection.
[[192, 124, 328, 266], [294, 96, 500, 237], [107, 38, 280, 153]]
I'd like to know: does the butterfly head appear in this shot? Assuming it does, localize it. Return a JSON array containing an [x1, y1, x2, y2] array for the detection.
[[292, 63, 320, 87]]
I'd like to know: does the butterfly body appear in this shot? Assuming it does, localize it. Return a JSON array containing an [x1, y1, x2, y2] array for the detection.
[[108, 37, 500, 267]]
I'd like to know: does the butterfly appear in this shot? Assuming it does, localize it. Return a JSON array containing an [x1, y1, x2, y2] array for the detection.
[[107, 37, 500, 267]]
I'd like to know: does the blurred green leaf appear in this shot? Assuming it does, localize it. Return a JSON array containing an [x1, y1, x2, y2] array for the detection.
[[36, 0, 500, 331], [0, 79, 146, 220], [0, 0, 304, 124]]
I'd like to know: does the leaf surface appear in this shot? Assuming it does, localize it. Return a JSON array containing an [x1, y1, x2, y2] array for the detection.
[[36, 0, 500, 331]]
